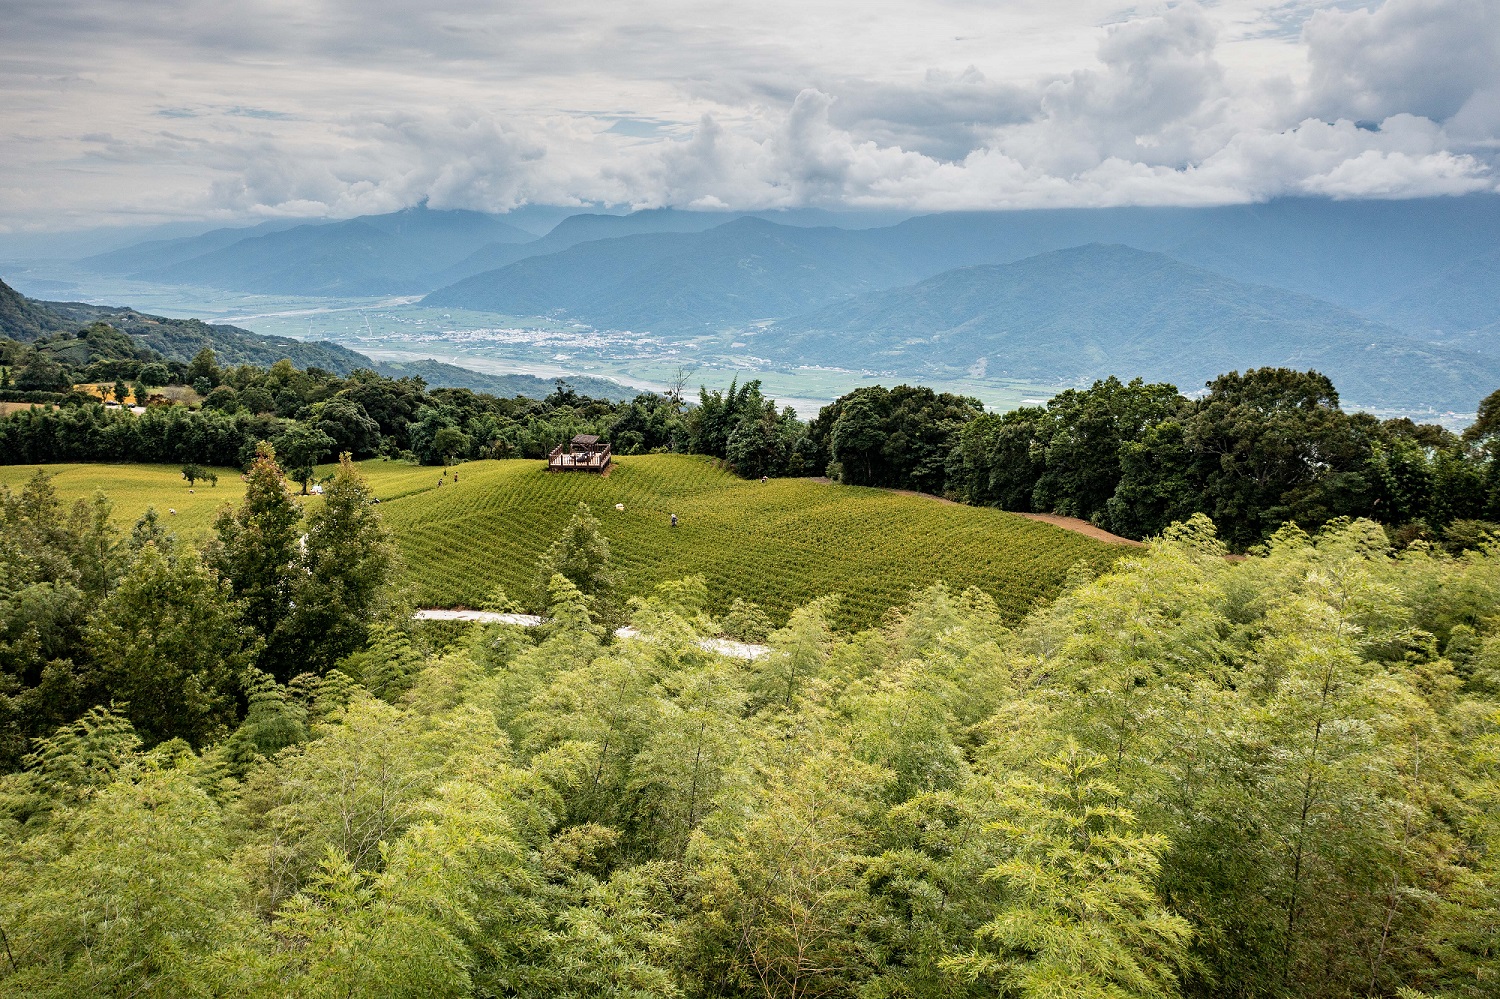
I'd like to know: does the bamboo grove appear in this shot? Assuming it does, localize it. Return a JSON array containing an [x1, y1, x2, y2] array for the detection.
[[1, 466, 1497, 996]]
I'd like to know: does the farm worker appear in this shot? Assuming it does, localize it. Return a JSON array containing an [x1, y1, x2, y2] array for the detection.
[[454, 473, 458, 483], [670, 513, 678, 528], [760, 475, 767, 484]]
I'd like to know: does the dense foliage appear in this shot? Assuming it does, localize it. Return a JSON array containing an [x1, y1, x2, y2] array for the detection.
[[7, 331, 1500, 551], [1, 508, 1496, 998], [0, 450, 395, 772], [817, 371, 1500, 550], [0, 339, 813, 475]]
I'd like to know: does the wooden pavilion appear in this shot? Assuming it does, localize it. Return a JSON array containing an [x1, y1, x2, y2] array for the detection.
[[547, 434, 612, 473]]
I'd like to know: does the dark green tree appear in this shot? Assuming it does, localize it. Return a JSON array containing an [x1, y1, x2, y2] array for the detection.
[[205, 442, 302, 669], [82, 542, 258, 747], [276, 422, 336, 494], [535, 502, 614, 614], [272, 455, 398, 675]]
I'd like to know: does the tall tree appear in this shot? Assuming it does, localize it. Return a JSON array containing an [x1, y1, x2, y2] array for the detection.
[[945, 743, 1195, 999], [83, 542, 259, 747], [270, 455, 398, 676], [205, 442, 302, 672]]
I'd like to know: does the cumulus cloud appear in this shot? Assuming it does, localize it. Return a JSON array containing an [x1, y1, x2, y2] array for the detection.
[[0, 0, 1497, 230], [1303, 0, 1500, 123]]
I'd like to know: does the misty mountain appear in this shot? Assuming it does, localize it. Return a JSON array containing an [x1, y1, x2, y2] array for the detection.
[[425, 196, 1500, 333], [423, 217, 921, 331], [111, 207, 534, 296], [368, 357, 632, 400], [758, 244, 1500, 412], [80, 218, 308, 275], [1368, 247, 1500, 339]]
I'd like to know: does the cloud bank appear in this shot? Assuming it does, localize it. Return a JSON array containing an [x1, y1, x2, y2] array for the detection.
[[0, 0, 1497, 229]]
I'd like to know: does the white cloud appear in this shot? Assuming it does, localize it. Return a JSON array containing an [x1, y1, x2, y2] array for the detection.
[[0, 0, 1497, 231], [1303, 0, 1500, 123]]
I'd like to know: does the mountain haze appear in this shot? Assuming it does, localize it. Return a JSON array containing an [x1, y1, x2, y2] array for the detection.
[[118, 207, 534, 296], [423, 217, 920, 331], [760, 244, 1500, 411]]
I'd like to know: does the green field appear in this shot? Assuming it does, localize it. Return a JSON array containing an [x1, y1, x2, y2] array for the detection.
[[0, 456, 1119, 630], [0, 462, 253, 537], [371, 455, 1121, 628]]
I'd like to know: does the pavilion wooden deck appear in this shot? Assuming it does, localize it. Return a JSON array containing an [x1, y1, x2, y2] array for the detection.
[[548, 435, 612, 472]]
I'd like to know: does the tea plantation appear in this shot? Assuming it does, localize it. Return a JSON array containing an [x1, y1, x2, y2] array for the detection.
[[0, 455, 1120, 630]]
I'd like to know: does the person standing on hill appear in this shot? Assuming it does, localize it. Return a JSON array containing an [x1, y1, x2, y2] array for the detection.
[[670, 513, 678, 528]]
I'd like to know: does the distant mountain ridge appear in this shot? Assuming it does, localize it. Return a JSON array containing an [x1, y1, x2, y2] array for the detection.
[[758, 244, 1500, 411], [0, 277, 626, 398], [89, 206, 533, 297], [423, 217, 921, 331]]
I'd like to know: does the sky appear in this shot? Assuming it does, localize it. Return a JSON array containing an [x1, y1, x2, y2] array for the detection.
[[1, 0, 1498, 232]]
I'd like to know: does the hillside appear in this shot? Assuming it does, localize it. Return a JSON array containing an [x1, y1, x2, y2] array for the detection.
[[1371, 246, 1500, 339], [123, 206, 533, 296], [0, 456, 1116, 631], [38, 298, 371, 372], [423, 217, 920, 332], [4, 276, 607, 391], [370, 357, 633, 400], [759, 244, 1500, 411], [0, 276, 68, 338], [77, 218, 307, 275]]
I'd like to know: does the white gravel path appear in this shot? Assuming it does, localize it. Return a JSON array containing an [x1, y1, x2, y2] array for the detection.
[[413, 609, 770, 660]]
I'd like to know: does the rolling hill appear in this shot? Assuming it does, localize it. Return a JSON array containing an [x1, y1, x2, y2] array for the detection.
[[757, 244, 1500, 411], [0, 455, 1117, 631]]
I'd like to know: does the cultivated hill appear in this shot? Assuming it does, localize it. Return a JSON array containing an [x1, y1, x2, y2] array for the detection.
[[759, 244, 1500, 411], [0, 455, 1116, 631], [373, 454, 1115, 630], [121, 206, 533, 296], [423, 217, 920, 332]]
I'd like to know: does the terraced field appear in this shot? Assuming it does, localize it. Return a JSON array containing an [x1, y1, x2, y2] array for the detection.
[[0, 455, 1121, 630], [369, 454, 1117, 629]]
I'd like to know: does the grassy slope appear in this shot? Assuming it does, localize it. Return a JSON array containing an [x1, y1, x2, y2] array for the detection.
[[370, 454, 1113, 629], [0, 463, 250, 537], [0, 455, 1117, 630]]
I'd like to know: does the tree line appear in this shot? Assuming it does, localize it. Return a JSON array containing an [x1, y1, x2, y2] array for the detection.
[[0, 346, 811, 479], [0, 466, 1496, 997], [5, 343, 1499, 549], [813, 370, 1500, 550]]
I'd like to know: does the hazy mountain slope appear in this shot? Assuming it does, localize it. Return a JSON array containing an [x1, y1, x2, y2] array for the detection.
[[369, 358, 632, 400], [125, 207, 533, 295], [1369, 247, 1500, 337], [429, 207, 757, 285], [868, 196, 1500, 313], [79, 219, 306, 275], [760, 244, 1500, 411], [0, 277, 69, 338], [424, 217, 921, 331]]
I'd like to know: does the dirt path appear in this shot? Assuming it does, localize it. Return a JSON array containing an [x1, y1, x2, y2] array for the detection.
[[1011, 512, 1143, 546], [805, 477, 1142, 546]]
